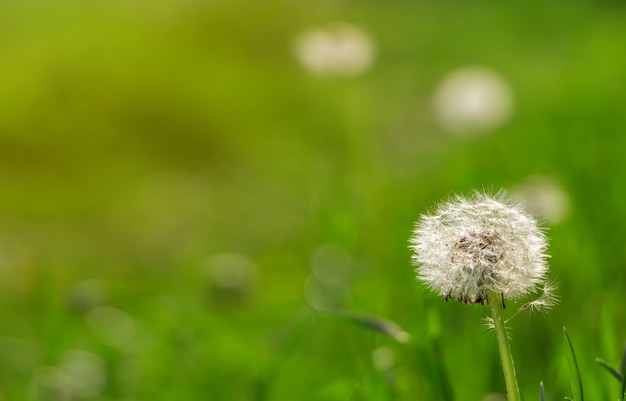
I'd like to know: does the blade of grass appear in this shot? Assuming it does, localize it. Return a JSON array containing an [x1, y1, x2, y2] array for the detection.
[[430, 337, 454, 401], [320, 309, 410, 344], [427, 309, 454, 401], [620, 343, 626, 401], [540, 381, 545, 401], [595, 358, 623, 383], [564, 328, 584, 401]]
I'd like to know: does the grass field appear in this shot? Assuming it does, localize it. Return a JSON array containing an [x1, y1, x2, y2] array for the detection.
[[1, 1, 626, 400]]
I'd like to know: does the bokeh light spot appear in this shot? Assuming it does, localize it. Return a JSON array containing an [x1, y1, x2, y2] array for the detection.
[[433, 67, 513, 135], [294, 23, 375, 78]]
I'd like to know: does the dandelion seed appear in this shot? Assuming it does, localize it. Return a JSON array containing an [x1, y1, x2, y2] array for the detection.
[[482, 316, 496, 331], [521, 280, 559, 314], [410, 191, 550, 305]]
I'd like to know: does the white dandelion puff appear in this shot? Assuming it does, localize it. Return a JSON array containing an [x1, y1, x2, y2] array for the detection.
[[433, 67, 513, 135], [294, 23, 375, 78], [410, 191, 550, 305]]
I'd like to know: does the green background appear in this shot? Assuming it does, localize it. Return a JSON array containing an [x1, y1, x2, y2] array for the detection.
[[1, 1, 625, 400]]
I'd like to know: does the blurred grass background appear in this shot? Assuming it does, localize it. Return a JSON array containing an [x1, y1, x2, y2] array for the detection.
[[1, 0, 626, 400]]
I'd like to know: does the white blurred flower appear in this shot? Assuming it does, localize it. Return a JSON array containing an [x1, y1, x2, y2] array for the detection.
[[433, 67, 513, 135], [57, 350, 107, 398], [32, 350, 107, 400], [294, 23, 375, 77], [512, 176, 570, 225], [410, 192, 549, 304], [32, 367, 71, 401]]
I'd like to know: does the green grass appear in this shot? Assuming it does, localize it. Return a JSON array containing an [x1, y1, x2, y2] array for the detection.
[[1, 0, 626, 400]]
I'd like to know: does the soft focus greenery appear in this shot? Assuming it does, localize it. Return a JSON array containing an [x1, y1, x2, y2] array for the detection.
[[1, 1, 626, 400]]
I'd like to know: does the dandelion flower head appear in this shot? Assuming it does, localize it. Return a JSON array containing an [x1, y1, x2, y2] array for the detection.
[[410, 192, 549, 304]]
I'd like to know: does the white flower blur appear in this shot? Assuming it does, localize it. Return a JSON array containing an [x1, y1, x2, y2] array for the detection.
[[512, 176, 570, 225], [410, 192, 549, 305], [294, 23, 375, 77], [433, 67, 513, 135]]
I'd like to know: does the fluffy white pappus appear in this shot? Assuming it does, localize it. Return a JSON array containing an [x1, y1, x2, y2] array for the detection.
[[410, 192, 549, 305]]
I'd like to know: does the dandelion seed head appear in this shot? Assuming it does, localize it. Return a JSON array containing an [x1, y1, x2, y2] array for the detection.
[[410, 191, 549, 304]]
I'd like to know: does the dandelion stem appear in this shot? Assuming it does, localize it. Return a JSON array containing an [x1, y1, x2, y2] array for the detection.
[[488, 292, 520, 401]]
